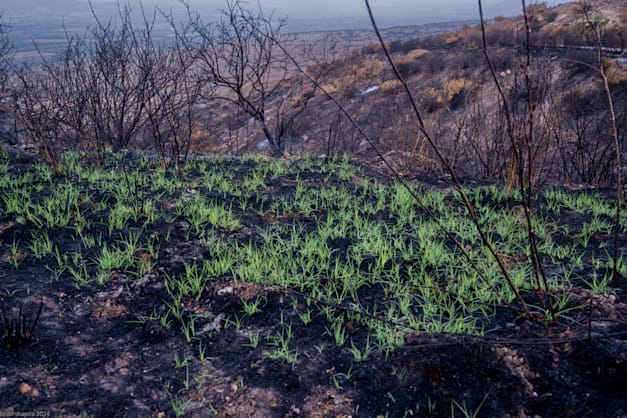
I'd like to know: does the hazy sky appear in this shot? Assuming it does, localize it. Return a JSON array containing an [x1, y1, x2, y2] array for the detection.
[[2, 0, 566, 30], [2, 0, 567, 60]]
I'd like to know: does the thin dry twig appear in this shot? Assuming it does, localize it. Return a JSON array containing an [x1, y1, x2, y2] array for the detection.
[[365, 0, 534, 318], [269, 21, 514, 311], [579, 1, 623, 283]]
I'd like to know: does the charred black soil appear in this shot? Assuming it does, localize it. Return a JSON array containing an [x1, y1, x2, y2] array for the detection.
[[1, 150, 626, 418]]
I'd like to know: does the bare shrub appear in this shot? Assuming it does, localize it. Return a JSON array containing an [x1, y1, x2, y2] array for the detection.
[[12, 66, 67, 172], [12, 4, 195, 170], [557, 85, 615, 183], [13, 5, 152, 160], [458, 92, 511, 180], [172, 0, 316, 157], [82, 5, 155, 152], [142, 48, 201, 171]]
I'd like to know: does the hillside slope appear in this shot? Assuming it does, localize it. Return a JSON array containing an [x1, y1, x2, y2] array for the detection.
[[201, 0, 625, 186]]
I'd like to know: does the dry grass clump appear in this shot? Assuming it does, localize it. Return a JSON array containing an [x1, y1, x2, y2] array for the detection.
[[352, 58, 386, 81], [398, 49, 429, 64], [446, 78, 476, 102], [606, 61, 627, 86], [318, 82, 340, 96], [444, 33, 461, 45], [422, 86, 443, 111], [380, 79, 403, 93]]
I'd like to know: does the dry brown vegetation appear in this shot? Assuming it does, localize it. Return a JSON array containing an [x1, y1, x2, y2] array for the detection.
[[266, 0, 626, 186], [0, 0, 624, 183], [212, 1, 627, 186]]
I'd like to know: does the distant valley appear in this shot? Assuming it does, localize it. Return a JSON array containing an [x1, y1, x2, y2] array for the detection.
[[3, 0, 563, 62]]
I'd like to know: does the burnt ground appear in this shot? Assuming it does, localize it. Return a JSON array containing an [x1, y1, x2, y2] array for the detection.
[[0, 151, 626, 418]]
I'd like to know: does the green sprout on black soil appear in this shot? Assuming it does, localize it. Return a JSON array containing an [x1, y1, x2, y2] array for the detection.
[[349, 336, 373, 362], [264, 320, 299, 366], [29, 232, 54, 259], [8, 237, 22, 269], [331, 366, 354, 391], [241, 295, 266, 316], [0, 146, 623, 413], [245, 331, 261, 349], [168, 391, 192, 418], [450, 391, 490, 418]]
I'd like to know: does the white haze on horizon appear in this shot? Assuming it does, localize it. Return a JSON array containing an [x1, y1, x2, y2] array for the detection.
[[2, 0, 567, 58], [2, 0, 567, 29]]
